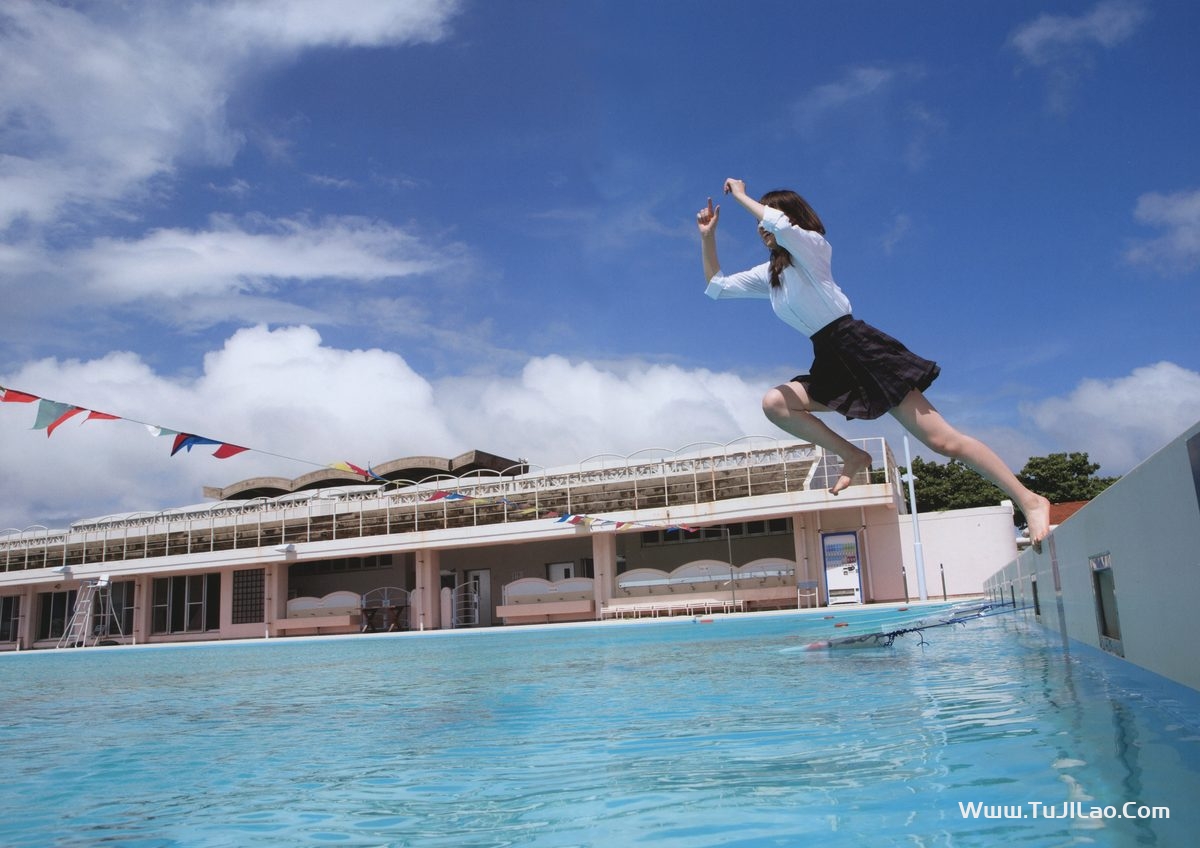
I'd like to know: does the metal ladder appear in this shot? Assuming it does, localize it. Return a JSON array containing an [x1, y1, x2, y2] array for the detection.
[[56, 577, 108, 649]]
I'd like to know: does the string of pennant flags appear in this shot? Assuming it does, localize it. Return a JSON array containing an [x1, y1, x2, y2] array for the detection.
[[3, 383, 254, 460], [0, 383, 696, 535]]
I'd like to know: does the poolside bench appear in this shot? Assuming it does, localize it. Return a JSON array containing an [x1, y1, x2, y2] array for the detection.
[[496, 577, 596, 624], [609, 559, 803, 616], [277, 591, 363, 634]]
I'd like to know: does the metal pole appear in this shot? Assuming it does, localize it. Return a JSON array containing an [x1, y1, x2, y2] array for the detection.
[[902, 436, 928, 601], [726, 526, 736, 611]]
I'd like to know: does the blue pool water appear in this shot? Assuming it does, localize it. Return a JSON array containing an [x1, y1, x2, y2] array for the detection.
[[2, 607, 1199, 847]]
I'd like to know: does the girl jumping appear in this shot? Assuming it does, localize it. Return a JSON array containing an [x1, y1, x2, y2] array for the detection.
[[698, 178, 1051, 545]]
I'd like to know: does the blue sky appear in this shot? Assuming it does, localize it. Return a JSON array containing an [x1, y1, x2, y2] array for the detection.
[[2, 0, 1198, 530]]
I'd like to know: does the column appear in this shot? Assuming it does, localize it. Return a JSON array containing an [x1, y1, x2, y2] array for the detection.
[[17, 586, 37, 649], [590, 531, 617, 617], [218, 567, 234, 633], [265, 562, 287, 637], [414, 548, 441, 630], [133, 574, 153, 644], [793, 513, 821, 607]]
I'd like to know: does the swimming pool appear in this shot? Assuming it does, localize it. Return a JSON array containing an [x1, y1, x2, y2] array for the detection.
[[2, 606, 1197, 847]]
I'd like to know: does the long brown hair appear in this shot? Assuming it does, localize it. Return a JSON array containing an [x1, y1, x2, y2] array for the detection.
[[760, 190, 825, 288]]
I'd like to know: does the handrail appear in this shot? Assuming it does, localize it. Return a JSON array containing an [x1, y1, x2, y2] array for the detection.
[[1, 436, 893, 569], [619, 569, 795, 588]]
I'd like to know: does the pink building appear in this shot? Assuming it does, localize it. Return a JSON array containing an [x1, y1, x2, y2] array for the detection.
[[1, 437, 1019, 650]]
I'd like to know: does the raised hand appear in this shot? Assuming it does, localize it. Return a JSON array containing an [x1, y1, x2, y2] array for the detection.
[[696, 197, 719, 236], [723, 178, 747, 198]]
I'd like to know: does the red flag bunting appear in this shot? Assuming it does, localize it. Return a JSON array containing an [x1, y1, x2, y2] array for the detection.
[[2, 388, 39, 403], [46, 406, 86, 436], [84, 410, 121, 422]]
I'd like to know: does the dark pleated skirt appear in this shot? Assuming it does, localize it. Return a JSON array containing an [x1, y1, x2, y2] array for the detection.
[[793, 315, 940, 421]]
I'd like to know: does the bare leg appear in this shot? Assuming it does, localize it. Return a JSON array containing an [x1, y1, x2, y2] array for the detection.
[[762, 382, 873, 495], [889, 391, 1052, 545]]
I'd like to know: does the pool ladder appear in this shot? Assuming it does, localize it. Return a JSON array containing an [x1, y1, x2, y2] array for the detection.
[[56, 576, 109, 649]]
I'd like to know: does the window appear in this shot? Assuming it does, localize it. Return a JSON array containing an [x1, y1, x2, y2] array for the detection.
[[1090, 552, 1122, 656], [151, 573, 220, 634], [546, 561, 596, 581], [639, 519, 793, 547], [94, 581, 135, 638], [231, 569, 265, 625], [36, 590, 77, 641], [1, 596, 20, 642], [289, 554, 394, 577]]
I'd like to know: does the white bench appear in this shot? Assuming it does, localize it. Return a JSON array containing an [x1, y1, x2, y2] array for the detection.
[[497, 577, 596, 624], [277, 591, 362, 633]]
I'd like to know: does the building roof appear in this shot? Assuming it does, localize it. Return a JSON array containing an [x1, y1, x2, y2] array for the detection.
[[1049, 500, 1090, 525], [201, 449, 526, 501]]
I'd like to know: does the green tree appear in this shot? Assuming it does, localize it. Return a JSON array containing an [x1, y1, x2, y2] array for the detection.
[[902, 456, 1003, 512], [899, 451, 1118, 527], [1017, 452, 1119, 503]]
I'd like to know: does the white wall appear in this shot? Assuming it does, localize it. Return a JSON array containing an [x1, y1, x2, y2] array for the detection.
[[899, 504, 1019, 600], [986, 420, 1200, 693]]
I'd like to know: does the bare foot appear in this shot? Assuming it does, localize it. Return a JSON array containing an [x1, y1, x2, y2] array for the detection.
[[830, 448, 872, 496], [1024, 494, 1052, 552]]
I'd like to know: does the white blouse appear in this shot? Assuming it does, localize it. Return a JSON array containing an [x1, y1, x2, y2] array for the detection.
[[705, 206, 852, 337]]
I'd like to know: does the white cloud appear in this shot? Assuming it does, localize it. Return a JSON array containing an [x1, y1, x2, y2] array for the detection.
[[0, 1, 462, 230], [1022, 362, 1200, 473], [306, 174, 358, 190], [208, 179, 254, 198], [210, 0, 460, 50], [0, 3, 239, 228], [0, 214, 457, 336], [5, 333, 1196, 530], [881, 213, 913, 255], [0, 326, 457, 529], [0, 330, 767, 529], [1010, 0, 1147, 65], [790, 64, 937, 172], [901, 103, 946, 171], [1008, 0, 1147, 111], [79, 214, 447, 300], [793, 66, 898, 134], [197, 324, 456, 458], [1125, 188, 1200, 274], [438, 355, 768, 465]]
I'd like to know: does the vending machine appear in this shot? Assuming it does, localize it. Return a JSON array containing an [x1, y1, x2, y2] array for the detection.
[[821, 531, 863, 605]]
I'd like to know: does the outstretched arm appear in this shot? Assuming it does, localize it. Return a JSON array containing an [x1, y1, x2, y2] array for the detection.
[[696, 197, 721, 282], [723, 178, 768, 222]]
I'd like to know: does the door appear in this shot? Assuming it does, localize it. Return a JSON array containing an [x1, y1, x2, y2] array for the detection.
[[466, 569, 492, 627], [547, 561, 574, 582]]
